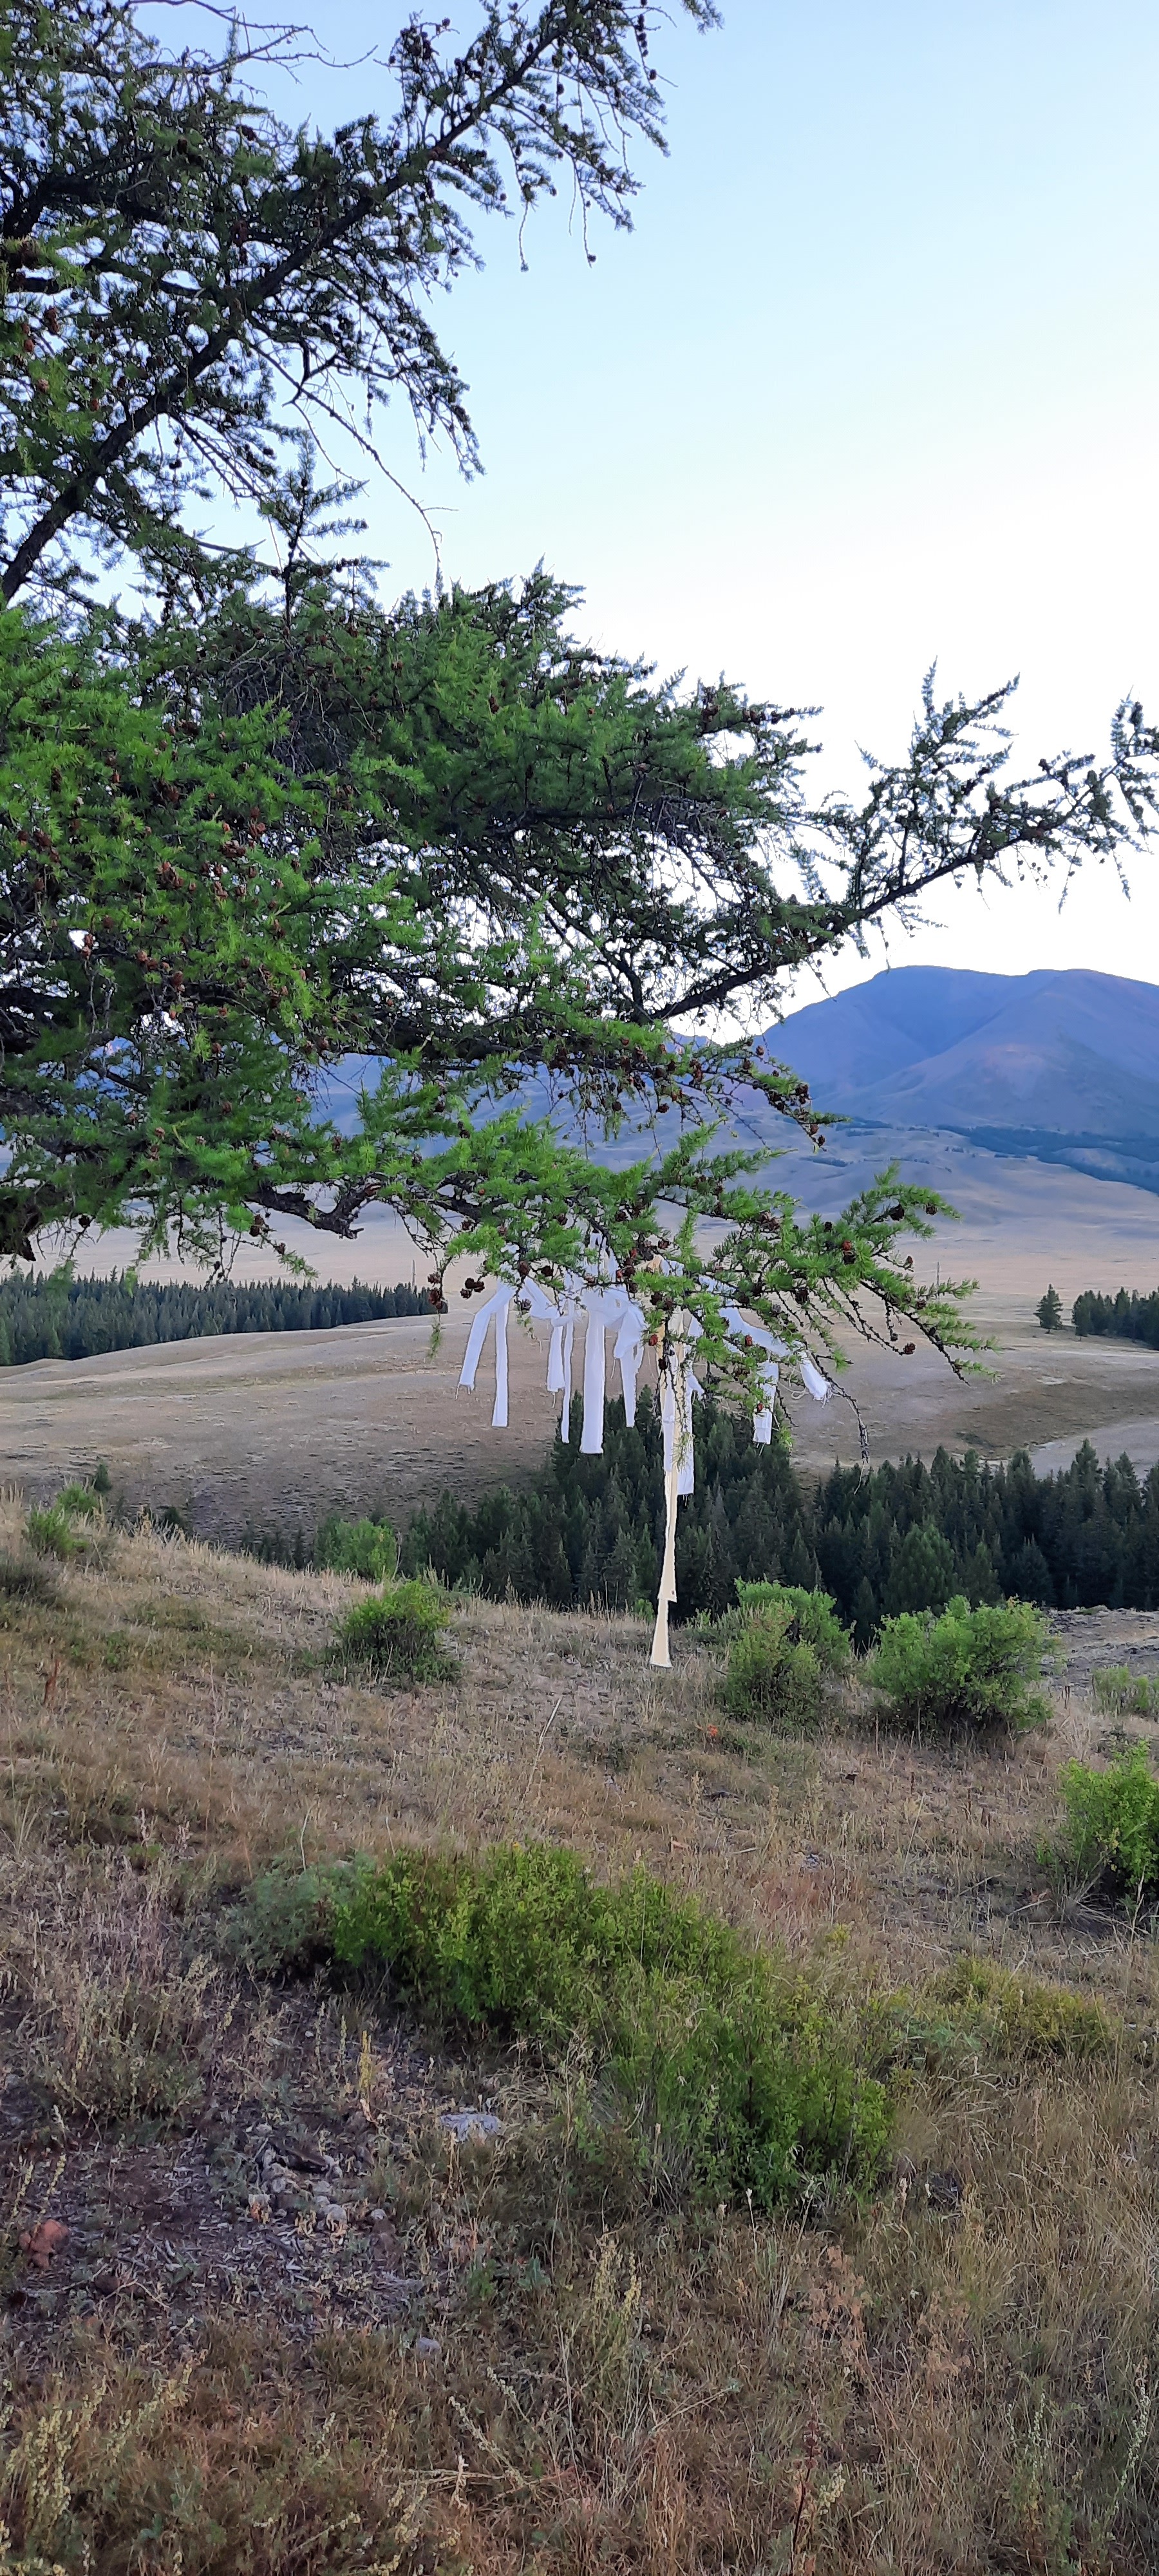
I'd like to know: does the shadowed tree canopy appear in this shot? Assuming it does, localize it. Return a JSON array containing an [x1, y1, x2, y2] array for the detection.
[[0, 0, 717, 603], [1, 2, 1157, 1421]]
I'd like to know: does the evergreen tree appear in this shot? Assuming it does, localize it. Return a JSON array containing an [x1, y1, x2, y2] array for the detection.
[[3, 7, 1157, 1430], [1037, 1284, 1063, 1331], [390, 1417, 1159, 1629]]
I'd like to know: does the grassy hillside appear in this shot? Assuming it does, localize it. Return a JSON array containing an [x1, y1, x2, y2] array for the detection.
[[1, 1509, 1158, 2571]]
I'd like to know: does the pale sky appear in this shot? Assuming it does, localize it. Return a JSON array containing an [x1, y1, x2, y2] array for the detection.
[[144, 1, 1159, 1002]]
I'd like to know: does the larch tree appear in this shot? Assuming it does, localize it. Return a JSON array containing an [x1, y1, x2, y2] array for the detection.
[[1, 0, 1156, 1477]]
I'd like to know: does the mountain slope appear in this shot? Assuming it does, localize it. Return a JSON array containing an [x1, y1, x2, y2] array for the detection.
[[764, 967, 1159, 1190]]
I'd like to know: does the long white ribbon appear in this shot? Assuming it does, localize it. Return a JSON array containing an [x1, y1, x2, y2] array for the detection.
[[721, 1304, 789, 1448], [578, 1286, 646, 1452], [651, 1309, 699, 1669], [462, 1269, 833, 1653], [613, 1300, 645, 1425], [458, 1280, 518, 1428]]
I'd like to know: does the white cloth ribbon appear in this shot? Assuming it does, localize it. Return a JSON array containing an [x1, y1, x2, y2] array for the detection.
[[721, 1304, 789, 1447], [578, 1285, 646, 1452], [458, 1280, 518, 1428], [462, 1273, 646, 1447], [613, 1299, 646, 1426], [651, 1308, 701, 1669], [462, 1269, 832, 1656]]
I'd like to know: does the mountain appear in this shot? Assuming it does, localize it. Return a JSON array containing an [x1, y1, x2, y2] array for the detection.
[[313, 967, 1159, 1201], [762, 967, 1159, 1193]]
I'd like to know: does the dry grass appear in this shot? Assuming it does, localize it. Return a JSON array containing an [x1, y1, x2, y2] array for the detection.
[[1, 1493, 1159, 2571]]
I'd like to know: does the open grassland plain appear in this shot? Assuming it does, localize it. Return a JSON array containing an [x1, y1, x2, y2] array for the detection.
[[12, 1148, 1159, 1550], [3, 1503, 1159, 2570]]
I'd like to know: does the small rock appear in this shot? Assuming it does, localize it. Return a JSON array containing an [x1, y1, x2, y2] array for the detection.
[[440, 2110, 502, 2143], [415, 2336, 442, 2363], [368, 2207, 393, 2231], [19, 2220, 69, 2271], [319, 2201, 347, 2231]]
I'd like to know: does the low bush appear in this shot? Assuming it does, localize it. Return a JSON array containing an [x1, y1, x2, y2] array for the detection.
[[1092, 1663, 1159, 1719], [925, 1956, 1117, 2060], [733, 1581, 853, 1669], [26, 1502, 84, 1559], [316, 1511, 397, 1582], [1060, 1748, 1159, 1899], [329, 1578, 455, 1685], [0, 1551, 61, 1605], [54, 1480, 104, 1521], [26, 1476, 105, 1560], [865, 1595, 1053, 1737], [321, 1841, 890, 2210], [878, 1955, 1118, 2073], [722, 1583, 851, 1730]]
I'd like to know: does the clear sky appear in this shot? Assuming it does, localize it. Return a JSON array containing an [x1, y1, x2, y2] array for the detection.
[[146, 1, 1159, 1003]]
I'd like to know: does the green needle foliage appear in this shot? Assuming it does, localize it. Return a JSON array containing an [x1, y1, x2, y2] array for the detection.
[[0, 0, 717, 603], [2, 5, 1158, 1426]]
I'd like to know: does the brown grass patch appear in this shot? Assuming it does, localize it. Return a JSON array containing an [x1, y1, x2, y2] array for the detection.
[[1, 1497, 1158, 2570]]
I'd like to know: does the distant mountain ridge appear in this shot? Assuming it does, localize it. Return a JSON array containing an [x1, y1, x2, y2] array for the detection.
[[764, 966, 1159, 1193]]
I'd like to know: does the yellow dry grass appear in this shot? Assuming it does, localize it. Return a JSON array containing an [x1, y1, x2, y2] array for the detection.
[[1, 1493, 1159, 2574]]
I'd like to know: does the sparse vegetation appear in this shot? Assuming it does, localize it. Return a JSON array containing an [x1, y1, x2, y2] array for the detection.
[[0, 1493, 1156, 2569], [916, 1955, 1118, 2062], [1092, 1662, 1159, 1718], [866, 1595, 1054, 1737]]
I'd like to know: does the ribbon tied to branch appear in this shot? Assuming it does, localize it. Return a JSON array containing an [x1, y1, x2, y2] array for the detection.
[[457, 1273, 833, 1665]]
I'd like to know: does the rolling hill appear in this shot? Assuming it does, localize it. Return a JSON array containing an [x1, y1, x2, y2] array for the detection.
[[763, 965, 1159, 1192]]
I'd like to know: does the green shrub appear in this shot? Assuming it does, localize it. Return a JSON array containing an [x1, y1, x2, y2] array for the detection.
[[26, 1503, 83, 1559], [223, 1863, 348, 1976], [1060, 1748, 1159, 1899], [26, 1477, 106, 1560], [316, 1511, 397, 1582], [878, 1955, 1118, 2072], [733, 1582, 852, 1671], [723, 1584, 851, 1730], [55, 1481, 104, 1521], [329, 1578, 455, 1685], [325, 1841, 890, 2210], [1091, 1663, 1159, 1719], [865, 1595, 1053, 1737], [925, 1956, 1117, 2060]]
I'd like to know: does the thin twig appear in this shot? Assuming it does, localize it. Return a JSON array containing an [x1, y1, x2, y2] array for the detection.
[[525, 1693, 563, 1799]]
